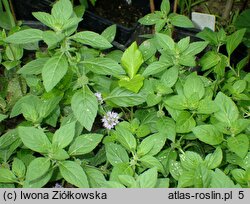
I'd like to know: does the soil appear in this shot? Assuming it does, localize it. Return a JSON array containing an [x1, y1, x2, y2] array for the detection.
[[88, 0, 149, 28]]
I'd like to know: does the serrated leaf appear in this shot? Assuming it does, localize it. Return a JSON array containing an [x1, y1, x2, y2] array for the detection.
[[105, 143, 129, 166], [42, 55, 68, 92], [193, 125, 224, 145], [59, 161, 89, 188], [68, 134, 103, 156], [71, 87, 98, 131], [82, 57, 125, 76], [52, 122, 75, 149], [71, 31, 112, 49], [227, 134, 249, 158], [18, 126, 51, 153], [5, 29, 43, 44]]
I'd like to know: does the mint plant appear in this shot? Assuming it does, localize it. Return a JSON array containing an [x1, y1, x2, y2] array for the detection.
[[0, 0, 249, 188]]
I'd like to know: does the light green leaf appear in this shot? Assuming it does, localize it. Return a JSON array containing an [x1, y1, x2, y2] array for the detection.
[[200, 51, 221, 71], [231, 169, 247, 185], [231, 119, 250, 135], [182, 41, 208, 56], [137, 133, 167, 156], [138, 13, 161, 25], [42, 54, 68, 92], [71, 31, 112, 49], [68, 134, 103, 156], [165, 95, 188, 110], [71, 87, 98, 131], [169, 160, 183, 180], [17, 58, 49, 75], [82, 57, 125, 76], [51, 0, 73, 22], [118, 175, 137, 188], [160, 0, 170, 14], [197, 99, 218, 114], [138, 167, 158, 188], [232, 80, 247, 94], [184, 73, 205, 100], [176, 111, 196, 133], [0, 168, 17, 183], [101, 24, 116, 43], [118, 74, 144, 93], [0, 114, 7, 122], [155, 33, 175, 51], [52, 122, 75, 149], [227, 134, 249, 158], [193, 125, 224, 145], [32, 12, 56, 30], [105, 143, 129, 166], [105, 87, 145, 107], [50, 148, 69, 160], [18, 126, 51, 153], [204, 147, 223, 169], [179, 55, 196, 66], [0, 129, 19, 150], [12, 158, 26, 178], [142, 61, 170, 77], [121, 42, 143, 78], [214, 92, 239, 124], [5, 29, 43, 44], [226, 29, 246, 56], [115, 125, 136, 152], [110, 163, 133, 182], [25, 157, 51, 183], [84, 166, 107, 188], [43, 31, 65, 48], [170, 14, 194, 28], [155, 178, 170, 188], [140, 155, 165, 175], [210, 169, 238, 188], [59, 161, 89, 188], [180, 151, 203, 171], [177, 37, 190, 52]]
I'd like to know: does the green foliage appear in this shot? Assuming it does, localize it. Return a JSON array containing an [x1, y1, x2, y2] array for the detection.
[[0, 0, 249, 188]]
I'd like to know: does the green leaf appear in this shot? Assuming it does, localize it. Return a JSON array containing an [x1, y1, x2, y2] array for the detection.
[[121, 42, 143, 78], [231, 119, 250, 135], [226, 29, 246, 56], [169, 14, 194, 28], [200, 51, 221, 71], [118, 175, 137, 188], [197, 99, 218, 114], [182, 41, 208, 56], [179, 55, 196, 67], [142, 61, 170, 77], [82, 57, 125, 76], [101, 24, 116, 43], [43, 31, 65, 48], [68, 134, 103, 156], [204, 147, 223, 169], [231, 169, 247, 185], [180, 151, 203, 171], [18, 126, 51, 153], [115, 125, 137, 152], [118, 74, 144, 93], [210, 169, 237, 188], [156, 117, 176, 142], [161, 66, 179, 88], [52, 122, 75, 148], [32, 12, 56, 30], [105, 87, 145, 107], [169, 161, 183, 180], [183, 73, 205, 100], [110, 163, 133, 182], [25, 157, 51, 183], [140, 155, 165, 175], [227, 134, 249, 158], [51, 0, 73, 22], [6, 44, 23, 61], [137, 133, 167, 156], [193, 125, 224, 145], [0, 168, 17, 183], [42, 54, 68, 92], [165, 95, 188, 110], [84, 166, 107, 188], [137, 168, 158, 188], [0, 113, 7, 122], [51, 148, 69, 160], [17, 58, 49, 75], [105, 143, 129, 166], [5, 29, 43, 44], [177, 37, 190, 52], [71, 87, 98, 131], [214, 92, 239, 124], [138, 13, 161, 25], [59, 161, 89, 188], [12, 158, 26, 178], [155, 33, 175, 51], [71, 31, 112, 49], [176, 111, 196, 133], [232, 80, 247, 94], [160, 0, 170, 14]]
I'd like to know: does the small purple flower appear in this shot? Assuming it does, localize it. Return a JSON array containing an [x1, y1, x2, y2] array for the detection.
[[101, 111, 120, 130], [94, 92, 103, 104]]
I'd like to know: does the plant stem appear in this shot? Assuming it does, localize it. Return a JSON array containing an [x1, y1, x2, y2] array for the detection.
[[222, 0, 234, 20], [149, 0, 155, 13], [174, 0, 178, 13], [2, 0, 15, 28]]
